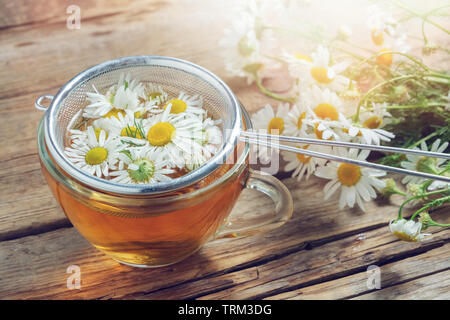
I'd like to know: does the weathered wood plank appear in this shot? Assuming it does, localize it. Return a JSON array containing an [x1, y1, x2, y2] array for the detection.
[[264, 243, 450, 300], [0, 210, 447, 299], [353, 270, 450, 300]]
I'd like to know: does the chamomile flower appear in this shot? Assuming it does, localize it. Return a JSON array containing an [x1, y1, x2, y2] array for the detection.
[[94, 110, 147, 143], [251, 103, 290, 161], [339, 117, 395, 146], [109, 146, 174, 184], [284, 102, 311, 137], [400, 139, 449, 185], [143, 104, 204, 168], [302, 86, 347, 141], [163, 92, 205, 118], [315, 148, 386, 211], [282, 142, 328, 181], [389, 218, 431, 242], [219, 11, 262, 84], [252, 103, 290, 135], [375, 34, 411, 67], [367, 4, 398, 46], [83, 74, 145, 119], [64, 126, 120, 178], [143, 83, 169, 107], [288, 46, 351, 93]]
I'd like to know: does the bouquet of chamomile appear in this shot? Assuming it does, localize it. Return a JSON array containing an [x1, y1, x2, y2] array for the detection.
[[219, 0, 450, 242]]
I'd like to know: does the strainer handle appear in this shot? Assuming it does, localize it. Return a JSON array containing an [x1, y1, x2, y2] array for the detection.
[[214, 170, 293, 239], [35, 94, 54, 111]]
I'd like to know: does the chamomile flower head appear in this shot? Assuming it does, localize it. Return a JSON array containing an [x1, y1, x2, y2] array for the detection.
[[64, 126, 120, 178], [367, 4, 398, 46], [83, 73, 146, 119], [251, 103, 290, 161], [389, 218, 431, 242], [284, 101, 311, 137], [143, 104, 204, 168], [252, 103, 290, 135], [109, 146, 174, 184], [315, 148, 386, 212], [94, 110, 147, 141], [163, 92, 205, 118], [143, 83, 169, 107], [360, 102, 392, 129], [375, 34, 411, 67], [219, 11, 262, 84], [400, 139, 449, 185], [282, 142, 328, 181], [288, 45, 351, 93], [339, 117, 395, 146]]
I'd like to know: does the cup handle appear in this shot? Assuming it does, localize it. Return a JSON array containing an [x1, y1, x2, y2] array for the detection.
[[214, 169, 293, 239]]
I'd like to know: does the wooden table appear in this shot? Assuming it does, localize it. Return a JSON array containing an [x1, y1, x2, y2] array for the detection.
[[1, 0, 449, 300]]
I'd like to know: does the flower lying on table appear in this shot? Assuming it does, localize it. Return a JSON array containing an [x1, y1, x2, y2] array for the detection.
[[220, 0, 450, 241]]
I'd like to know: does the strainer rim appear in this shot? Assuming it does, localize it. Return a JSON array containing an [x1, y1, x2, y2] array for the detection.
[[44, 55, 242, 195]]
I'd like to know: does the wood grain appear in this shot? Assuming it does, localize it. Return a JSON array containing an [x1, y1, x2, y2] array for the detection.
[[1, 0, 449, 300]]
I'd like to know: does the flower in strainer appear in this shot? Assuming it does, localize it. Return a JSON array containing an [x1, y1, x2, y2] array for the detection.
[[389, 218, 431, 242], [315, 148, 386, 211], [143, 103, 204, 168], [400, 139, 449, 185], [109, 146, 174, 184], [94, 110, 147, 145], [282, 141, 329, 181], [83, 73, 145, 119], [288, 45, 351, 93], [163, 92, 205, 118], [64, 126, 120, 178], [143, 83, 169, 108]]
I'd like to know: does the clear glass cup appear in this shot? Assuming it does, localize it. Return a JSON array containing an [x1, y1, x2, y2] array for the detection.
[[37, 107, 293, 268]]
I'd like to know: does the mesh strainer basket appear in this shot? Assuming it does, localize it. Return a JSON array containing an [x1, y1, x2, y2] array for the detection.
[[36, 56, 243, 195]]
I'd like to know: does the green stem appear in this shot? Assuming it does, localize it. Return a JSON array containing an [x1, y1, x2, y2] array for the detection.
[[397, 189, 449, 220], [389, 0, 450, 34], [355, 74, 417, 122], [411, 195, 450, 220], [255, 76, 297, 103], [386, 102, 443, 110]]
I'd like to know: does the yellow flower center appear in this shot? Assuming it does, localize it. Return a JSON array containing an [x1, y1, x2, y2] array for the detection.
[[296, 145, 311, 164], [103, 108, 125, 119], [164, 99, 187, 114], [85, 147, 108, 165], [297, 111, 306, 129], [337, 163, 362, 186], [363, 116, 383, 129], [149, 92, 162, 100], [376, 49, 393, 67], [94, 128, 108, 141], [342, 127, 362, 136], [120, 126, 143, 139], [310, 67, 334, 84], [371, 28, 384, 46], [314, 123, 324, 140], [314, 103, 339, 121], [134, 111, 143, 118], [294, 54, 313, 62], [267, 117, 285, 135], [393, 231, 417, 242], [147, 122, 176, 146]]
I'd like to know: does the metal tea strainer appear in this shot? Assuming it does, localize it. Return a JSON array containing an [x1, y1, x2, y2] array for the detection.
[[35, 55, 450, 196]]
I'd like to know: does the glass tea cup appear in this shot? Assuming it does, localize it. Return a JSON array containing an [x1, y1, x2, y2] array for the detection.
[[37, 104, 293, 267]]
